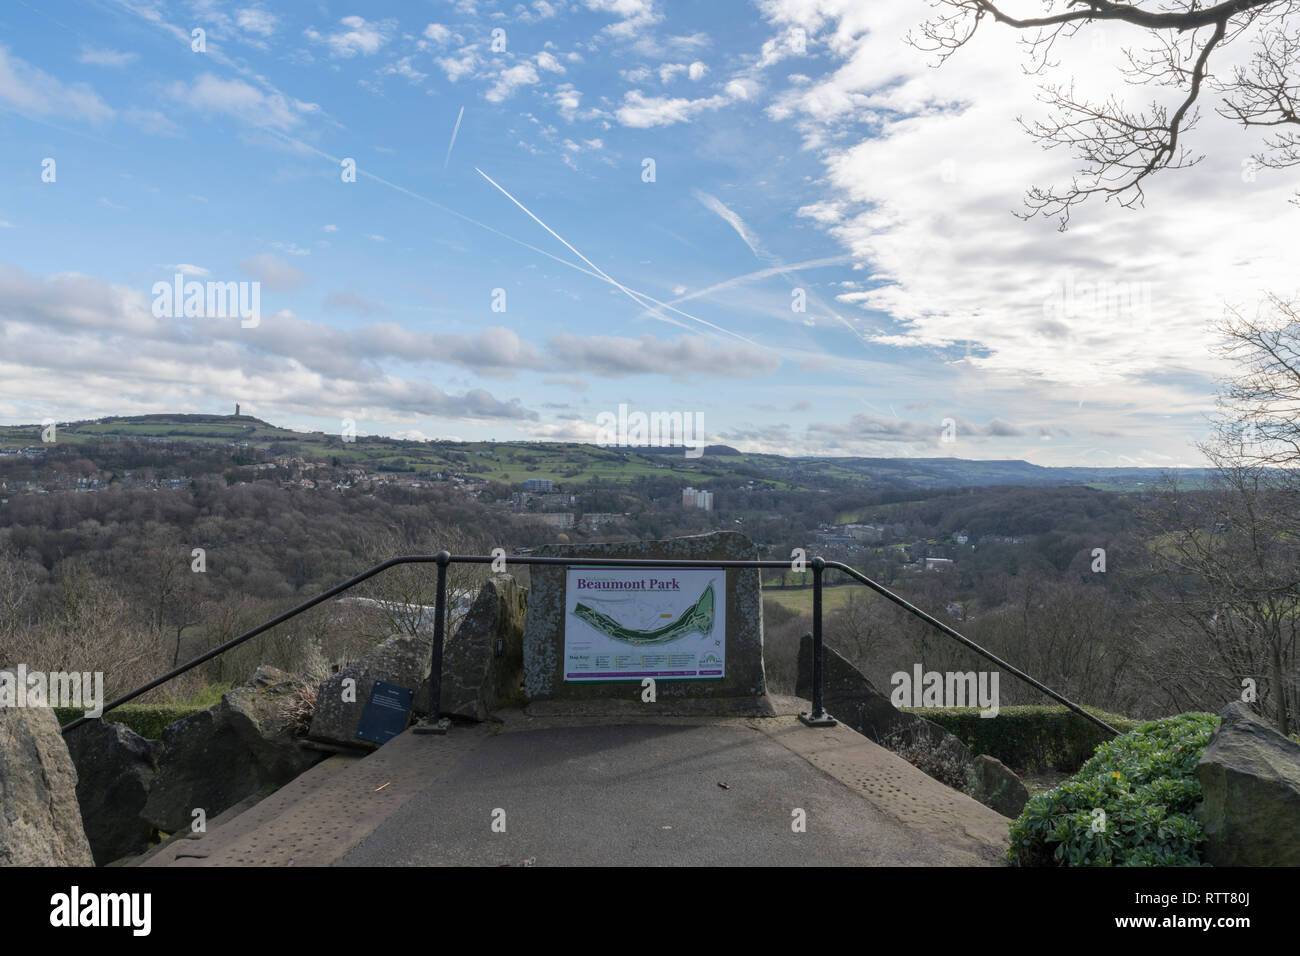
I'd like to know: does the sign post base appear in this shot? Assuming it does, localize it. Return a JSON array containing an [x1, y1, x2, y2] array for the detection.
[[798, 711, 836, 728], [412, 716, 452, 735]]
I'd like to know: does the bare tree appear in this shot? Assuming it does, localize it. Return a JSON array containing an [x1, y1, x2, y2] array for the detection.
[[911, 0, 1300, 227], [354, 524, 492, 639], [1137, 465, 1299, 733], [18, 559, 170, 700], [1212, 293, 1300, 467], [0, 537, 42, 643]]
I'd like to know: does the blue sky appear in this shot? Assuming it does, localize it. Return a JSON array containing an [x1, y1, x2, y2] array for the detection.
[[3, 0, 1289, 466]]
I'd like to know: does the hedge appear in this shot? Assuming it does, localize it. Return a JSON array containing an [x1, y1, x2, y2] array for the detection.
[[55, 705, 205, 740], [902, 704, 1142, 772]]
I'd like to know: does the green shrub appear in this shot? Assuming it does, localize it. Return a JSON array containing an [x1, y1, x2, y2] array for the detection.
[[903, 705, 1140, 772], [56, 705, 205, 740], [1007, 712, 1218, 867]]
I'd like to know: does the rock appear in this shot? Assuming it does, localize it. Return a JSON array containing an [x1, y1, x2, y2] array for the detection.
[[222, 666, 319, 781], [63, 719, 162, 865], [523, 531, 766, 704], [967, 754, 1029, 819], [143, 666, 323, 833], [0, 690, 94, 866], [442, 575, 527, 720], [1195, 702, 1300, 866], [308, 634, 432, 748], [796, 636, 1028, 816]]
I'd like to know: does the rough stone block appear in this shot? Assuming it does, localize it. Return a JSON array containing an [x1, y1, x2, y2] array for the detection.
[[0, 684, 94, 866], [308, 634, 432, 748], [64, 719, 161, 865], [442, 574, 527, 720], [1196, 701, 1300, 866]]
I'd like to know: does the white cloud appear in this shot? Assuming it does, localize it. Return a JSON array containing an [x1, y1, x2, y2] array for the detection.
[[535, 51, 566, 73], [170, 74, 310, 130], [725, 77, 759, 101], [236, 7, 278, 37], [554, 83, 582, 120], [585, 0, 662, 39], [437, 47, 480, 82], [381, 56, 428, 84], [160, 264, 211, 277], [422, 23, 452, 46], [757, 25, 809, 68], [658, 62, 687, 83], [311, 16, 395, 58], [688, 60, 708, 80], [486, 62, 540, 102], [0, 46, 114, 124], [759, 0, 1271, 411], [0, 264, 540, 425], [615, 89, 728, 127]]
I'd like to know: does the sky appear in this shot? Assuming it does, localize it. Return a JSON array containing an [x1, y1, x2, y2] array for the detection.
[[2, 0, 1296, 467]]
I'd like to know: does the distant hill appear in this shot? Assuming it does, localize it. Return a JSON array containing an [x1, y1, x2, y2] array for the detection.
[[0, 413, 1211, 491]]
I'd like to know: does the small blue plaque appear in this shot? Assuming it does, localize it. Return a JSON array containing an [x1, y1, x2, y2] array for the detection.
[[355, 680, 414, 745]]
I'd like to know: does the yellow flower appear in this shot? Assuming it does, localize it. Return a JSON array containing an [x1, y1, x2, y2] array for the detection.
[[1111, 771, 1123, 779]]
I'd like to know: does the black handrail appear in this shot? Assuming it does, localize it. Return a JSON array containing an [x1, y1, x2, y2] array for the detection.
[[60, 550, 1119, 737], [59, 555, 445, 734]]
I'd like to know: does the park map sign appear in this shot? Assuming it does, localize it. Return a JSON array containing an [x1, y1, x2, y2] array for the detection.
[[563, 567, 726, 682]]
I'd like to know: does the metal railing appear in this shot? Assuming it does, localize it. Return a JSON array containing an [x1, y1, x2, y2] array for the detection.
[[60, 551, 1119, 736]]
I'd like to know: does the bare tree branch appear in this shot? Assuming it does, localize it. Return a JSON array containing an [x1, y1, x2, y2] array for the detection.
[[910, 0, 1296, 226]]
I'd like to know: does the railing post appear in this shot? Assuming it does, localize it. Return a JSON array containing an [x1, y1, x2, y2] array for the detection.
[[800, 556, 836, 727], [414, 550, 452, 736]]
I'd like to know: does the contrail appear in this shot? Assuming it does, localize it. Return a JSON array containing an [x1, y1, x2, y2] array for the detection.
[[254, 131, 766, 348], [475, 167, 758, 346], [444, 106, 464, 170], [694, 190, 869, 344], [667, 256, 852, 305]]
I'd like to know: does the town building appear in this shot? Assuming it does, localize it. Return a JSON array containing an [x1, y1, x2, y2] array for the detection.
[[682, 486, 714, 511]]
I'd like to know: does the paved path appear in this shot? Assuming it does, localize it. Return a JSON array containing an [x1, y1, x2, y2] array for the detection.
[[139, 702, 1010, 867]]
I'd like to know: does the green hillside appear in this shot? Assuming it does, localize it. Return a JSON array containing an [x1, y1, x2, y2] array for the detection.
[[0, 413, 1210, 491]]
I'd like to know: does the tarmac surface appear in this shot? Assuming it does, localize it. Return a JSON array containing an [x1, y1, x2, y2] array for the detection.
[[138, 699, 1011, 867]]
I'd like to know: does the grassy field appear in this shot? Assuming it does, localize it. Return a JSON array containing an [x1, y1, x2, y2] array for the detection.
[[761, 583, 867, 616]]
